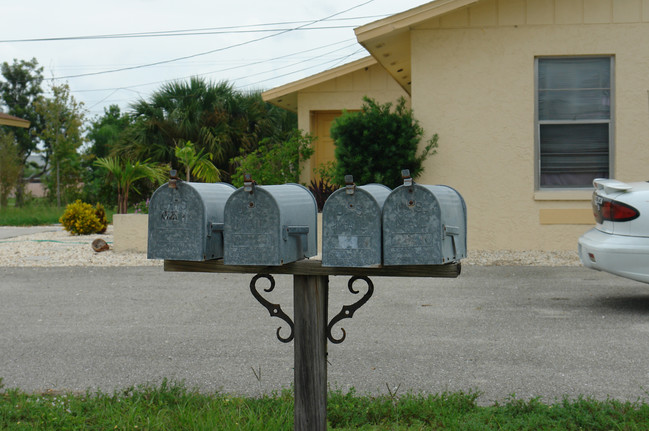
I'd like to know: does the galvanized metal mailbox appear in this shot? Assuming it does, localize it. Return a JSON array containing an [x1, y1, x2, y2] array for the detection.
[[223, 175, 317, 266], [148, 174, 236, 261], [322, 176, 390, 267], [383, 171, 467, 265]]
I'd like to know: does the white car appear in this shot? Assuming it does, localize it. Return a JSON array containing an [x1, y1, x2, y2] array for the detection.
[[578, 178, 649, 284]]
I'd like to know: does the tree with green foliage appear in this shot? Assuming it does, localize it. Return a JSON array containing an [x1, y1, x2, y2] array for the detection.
[[34, 82, 85, 207], [231, 130, 314, 187], [124, 77, 296, 182], [0, 130, 21, 208], [86, 104, 132, 159], [83, 105, 133, 205], [93, 157, 167, 214], [330, 96, 438, 189], [174, 141, 220, 182], [0, 58, 44, 206]]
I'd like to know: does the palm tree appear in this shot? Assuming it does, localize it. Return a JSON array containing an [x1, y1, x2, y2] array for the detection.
[[122, 77, 296, 182], [94, 157, 167, 214], [174, 141, 220, 182], [126, 78, 235, 166]]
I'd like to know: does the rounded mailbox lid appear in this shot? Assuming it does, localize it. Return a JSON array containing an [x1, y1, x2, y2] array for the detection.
[[147, 181, 236, 261], [322, 182, 390, 267], [223, 182, 318, 266], [382, 183, 466, 265]]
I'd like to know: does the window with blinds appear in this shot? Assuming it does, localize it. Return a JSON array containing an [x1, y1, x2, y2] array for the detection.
[[536, 57, 613, 188]]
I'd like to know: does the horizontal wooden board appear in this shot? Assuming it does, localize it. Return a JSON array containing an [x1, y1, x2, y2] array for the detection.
[[164, 259, 461, 278]]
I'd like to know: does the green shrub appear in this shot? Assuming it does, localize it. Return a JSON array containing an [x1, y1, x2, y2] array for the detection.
[[133, 199, 149, 214], [231, 129, 315, 186], [94, 203, 108, 233], [59, 200, 108, 235], [331, 96, 438, 189]]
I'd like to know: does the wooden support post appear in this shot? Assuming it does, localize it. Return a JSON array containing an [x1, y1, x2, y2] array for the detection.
[[293, 275, 328, 431], [163, 259, 460, 430]]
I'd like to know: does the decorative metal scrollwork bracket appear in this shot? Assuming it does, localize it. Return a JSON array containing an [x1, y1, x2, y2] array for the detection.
[[250, 274, 294, 343], [327, 276, 374, 344], [250, 274, 374, 345]]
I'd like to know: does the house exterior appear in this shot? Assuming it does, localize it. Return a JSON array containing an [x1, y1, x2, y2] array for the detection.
[[0, 112, 29, 128], [0, 113, 44, 197], [263, 0, 649, 251], [263, 57, 410, 177]]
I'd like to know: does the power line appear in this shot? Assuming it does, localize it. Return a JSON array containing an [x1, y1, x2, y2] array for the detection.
[[325, 47, 369, 70], [236, 50, 367, 90], [83, 45, 367, 112], [0, 16, 386, 43], [81, 49, 364, 113], [214, 45, 363, 86], [72, 39, 359, 93], [4, 26, 359, 43], [86, 89, 122, 110], [47, 0, 376, 80]]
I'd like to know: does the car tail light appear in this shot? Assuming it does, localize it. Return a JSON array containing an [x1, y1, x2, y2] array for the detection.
[[592, 194, 640, 223]]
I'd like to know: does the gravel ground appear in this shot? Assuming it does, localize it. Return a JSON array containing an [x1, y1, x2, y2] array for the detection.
[[0, 225, 582, 267], [0, 226, 160, 267]]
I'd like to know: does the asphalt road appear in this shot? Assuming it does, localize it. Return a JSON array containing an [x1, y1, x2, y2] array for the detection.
[[1, 265, 649, 405]]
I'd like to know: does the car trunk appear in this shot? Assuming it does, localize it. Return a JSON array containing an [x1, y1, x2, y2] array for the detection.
[[592, 179, 649, 237]]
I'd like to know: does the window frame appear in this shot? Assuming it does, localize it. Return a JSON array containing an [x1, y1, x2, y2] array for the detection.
[[534, 55, 615, 191]]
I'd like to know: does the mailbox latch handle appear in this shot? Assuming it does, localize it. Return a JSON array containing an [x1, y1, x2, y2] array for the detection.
[[208, 222, 225, 237], [283, 225, 310, 252], [444, 224, 459, 259], [244, 173, 255, 194], [401, 169, 413, 187], [169, 169, 181, 189], [444, 225, 460, 236], [344, 175, 355, 195]]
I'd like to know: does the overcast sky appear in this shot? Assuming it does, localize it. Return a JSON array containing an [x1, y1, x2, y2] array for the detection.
[[1, 0, 427, 118]]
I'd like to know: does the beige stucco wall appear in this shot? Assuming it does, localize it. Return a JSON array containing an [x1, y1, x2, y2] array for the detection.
[[410, 0, 649, 250], [296, 63, 409, 183], [113, 214, 148, 253]]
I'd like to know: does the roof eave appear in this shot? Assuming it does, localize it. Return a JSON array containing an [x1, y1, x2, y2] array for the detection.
[[262, 57, 378, 112], [354, 0, 479, 44], [0, 113, 30, 128], [354, 0, 480, 95]]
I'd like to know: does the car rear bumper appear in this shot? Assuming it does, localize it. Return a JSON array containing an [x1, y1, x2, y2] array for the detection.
[[578, 228, 649, 284]]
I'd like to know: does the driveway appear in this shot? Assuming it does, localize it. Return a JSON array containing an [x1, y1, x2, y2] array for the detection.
[[0, 225, 61, 240], [1, 265, 648, 405]]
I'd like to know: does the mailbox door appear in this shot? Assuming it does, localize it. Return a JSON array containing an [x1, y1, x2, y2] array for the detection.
[[271, 184, 318, 263], [382, 185, 444, 265], [148, 182, 206, 261], [322, 185, 389, 267], [433, 185, 467, 261], [192, 182, 236, 260], [224, 183, 317, 266], [224, 188, 281, 266]]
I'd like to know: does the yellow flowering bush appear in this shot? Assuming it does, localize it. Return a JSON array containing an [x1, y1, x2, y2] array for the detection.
[[94, 203, 108, 234], [59, 200, 108, 235]]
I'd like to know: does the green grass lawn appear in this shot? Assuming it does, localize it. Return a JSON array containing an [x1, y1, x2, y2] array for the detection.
[[2, 379, 649, 430], [0, 205, 66, 226], [0, 199, 117, 226]]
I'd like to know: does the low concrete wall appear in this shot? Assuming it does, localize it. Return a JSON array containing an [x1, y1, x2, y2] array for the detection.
[[113, 214, 148, 253], [112, 213, 322, 256]]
